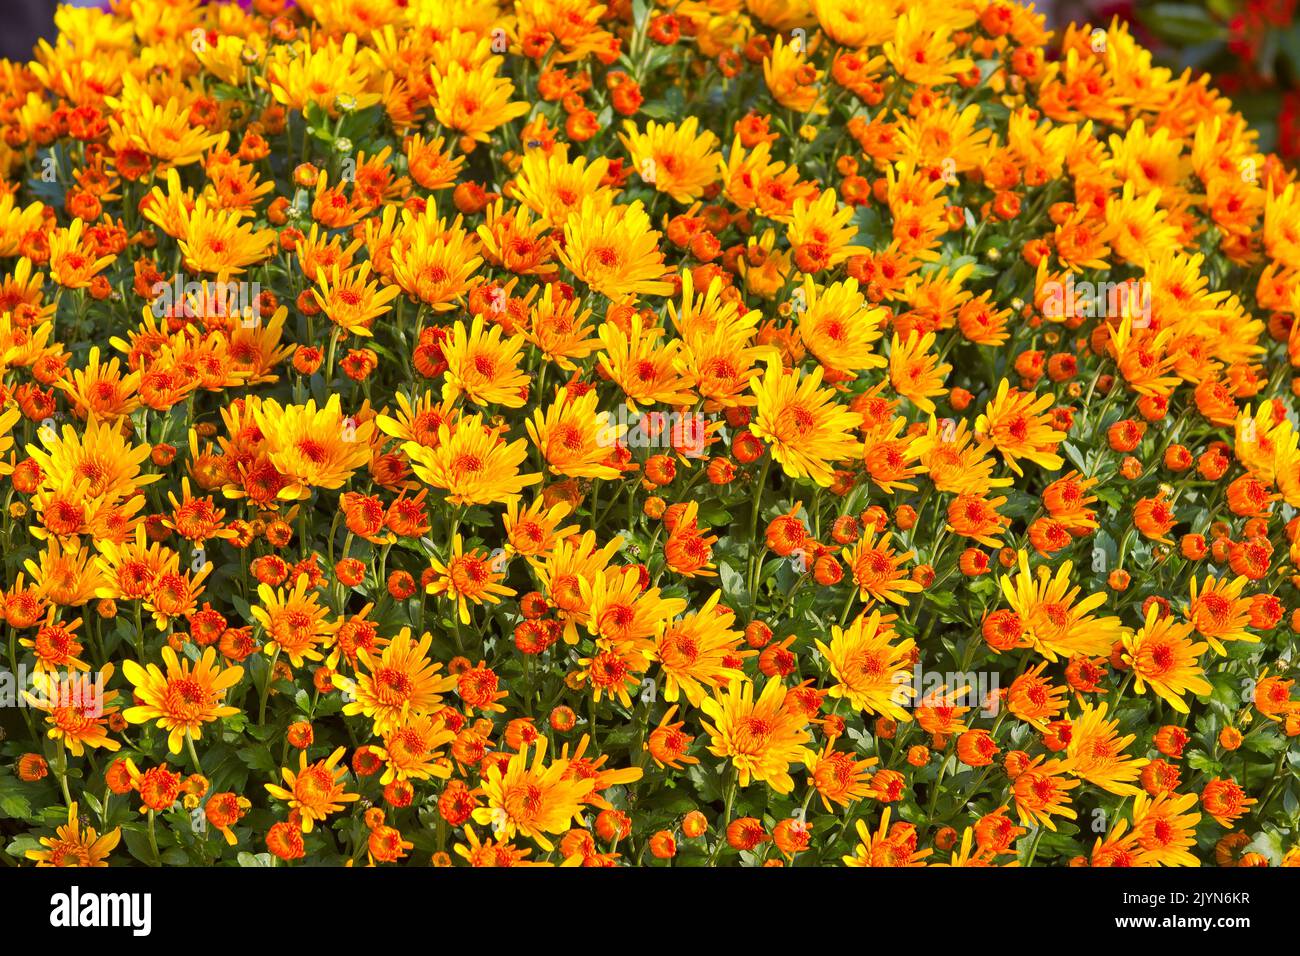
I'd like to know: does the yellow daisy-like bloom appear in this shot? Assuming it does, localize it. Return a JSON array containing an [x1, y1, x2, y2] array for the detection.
[[786, 189, 867, 270], [426, 533, 516, 625], [749, 357, 864, 487], [581, 566, 688, 654], [576, 640, 651, 707], [311, 261, 401, 337], [0, 194, 46, 257], [93, 524, 174, 601], [1109, 182, 1183, 268], [0, 403, 19, 476], [404, 414, 541, 506], [1186, 574, 1257, 654], [122, 646, 243, 756], [620, 116, 720, 204], [1131, 791, 1202, 867], [527, 386, 624, 480], [896, 101, 994, 173], [228, 305, 295, 386], [335, 629, 457, 735], [1065, 701, 1149, 796], [503, 497, 579, 567], [405, 133, 465, 191], [47, 218, 116, 290], [680, 318, 772, 411], [1108, 119, 1189, 194], [265, 745, 360, 833], [512, 149, 612, 228], [721, 142, 818, 224], [975, 378, 1066, 476], [177, 200, 277, 276], [842, 525, 924, 606], [889, 330, 952, 414], [653, 589, 747, 707], [57, 346, 141, 422], [763, 35, 825, 114], [669, 267, 762, 341], [514, 0, 618, 62], [442, 313, 530, 408], [524, 282, 601, 369], [25, 664, 121, 757], [375, 390, 458, 450], [453, 825, 547, 867], [934, 827, 1019, 868], [252, 574, 334, 668], [107, 80, 225, 167], [843, 808, 934, 867], [1000, 550, 1121, 661], [1264, 180, 1300, 270], [560, 198, 674, 300], [1011, 755, 1080, 831], [810, 0, 900, 47], [885, 8, 975, 87], [912, 415, 1013, 496], [806, 745, 878, 811], [254, 395, 375, 499], [429, 56, 530, 143], [699, 677, 813, 794], [472, 738, 594, 851], [138, 167, 195, 240], [193, 32, 259, 87], [815, 609, 916, 721], [1235, 400, 1292, 486], [265, 33, 381, 114], [537, 530, 624, 644], [1109, 315, 1182, 399], [476, 200, 555, 276], [27, 415, 157, 503], [1122, 604, 1213, 713], [25, 803, 120, 867], [795, 276, 886, 374], [26, 538, 112, 608], [597, 313, 696, 410], [374, 713, 456, 785], [389, 209, 484, 311]]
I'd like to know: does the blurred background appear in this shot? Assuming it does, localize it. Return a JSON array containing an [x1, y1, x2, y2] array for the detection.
[[0, 0, 1297, 156], [1115, 0, 1300, 158]]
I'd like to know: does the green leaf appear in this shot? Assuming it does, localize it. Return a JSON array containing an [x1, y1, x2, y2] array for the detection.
[[719, 560, 749, 608], [1186, 750, 1222, 774], [237, 746, 279, 773], [1244, 731, 1287, 756], [1142, 4, 1227, 44], [5, 835, 42, 858], [123, 828, 160, 866], [1246, 828, 1286, 866], [687, 764, 724, 804], [0, 792, 31, 821]]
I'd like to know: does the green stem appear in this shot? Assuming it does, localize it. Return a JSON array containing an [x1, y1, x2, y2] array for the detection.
[[708, 768, 738, 867], [259, 647, 280, 726], [186, 732, 203, 775], [147, 809, 161, 867]]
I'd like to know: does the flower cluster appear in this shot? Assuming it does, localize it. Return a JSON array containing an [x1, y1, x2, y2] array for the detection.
[[1, 0, 1300, 869]]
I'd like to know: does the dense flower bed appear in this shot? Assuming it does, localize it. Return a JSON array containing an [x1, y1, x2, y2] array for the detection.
[[0, 0, 1299, 868]]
